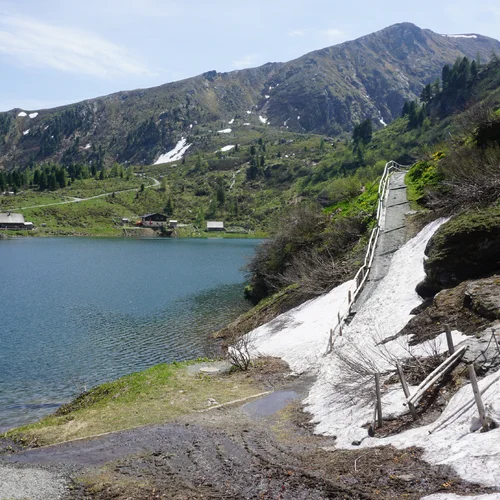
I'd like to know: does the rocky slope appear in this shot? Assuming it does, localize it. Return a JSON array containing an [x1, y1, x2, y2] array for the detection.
[[1, 22, 499, 170]]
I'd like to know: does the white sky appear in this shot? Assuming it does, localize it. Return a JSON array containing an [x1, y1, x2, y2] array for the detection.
[[0, 0, 499, 111]]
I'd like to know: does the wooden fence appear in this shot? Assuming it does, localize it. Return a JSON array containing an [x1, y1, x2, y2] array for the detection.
[[326, 160, 409, 354]]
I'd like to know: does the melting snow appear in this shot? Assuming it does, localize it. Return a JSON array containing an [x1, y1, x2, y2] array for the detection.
[[243, 123, 250, 126], [154, 137, 191, 165], [246, 110, 252, 114], [220, 145, 235, 152], [380, 117, 387, 126], [305, 218, 448, 445], [259, 116, 268, 124], [297, 116, 300, 120], [265, 95, 270, 99], [248, 280, 356, 373], [228, 118, 235, 124], [84, 143, 91, 149], [18, 111, 27, 117], [23, 129, 30, 135], [442, 34, 478, 39], [29, 112, 38, 119], [189, 124, 193, 129], [218, 128, 232, 134]]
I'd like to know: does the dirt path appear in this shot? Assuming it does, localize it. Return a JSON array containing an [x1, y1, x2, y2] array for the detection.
[[9, 177, 160, 211], [0, 369, 492, 499]]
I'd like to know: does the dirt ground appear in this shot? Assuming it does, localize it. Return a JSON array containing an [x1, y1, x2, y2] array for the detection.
[[1, 359, 495, 500]]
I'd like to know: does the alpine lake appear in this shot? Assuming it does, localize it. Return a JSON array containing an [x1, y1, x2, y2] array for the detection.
[[0, 237, 261, 431]]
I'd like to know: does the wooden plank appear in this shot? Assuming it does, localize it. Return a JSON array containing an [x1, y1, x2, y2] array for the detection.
[[408, 346, 466, 406], [396, 362, 418, 421], [468, 364, 489, 432], [445, 324, 455, 355], [375, 373, 383, 428]]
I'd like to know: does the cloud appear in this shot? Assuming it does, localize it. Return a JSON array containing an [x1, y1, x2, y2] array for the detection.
[[232, 54, 259, 69], [321, 28, 346, 43], [0, 16, 150, 77], [288, 29, 305, 37]]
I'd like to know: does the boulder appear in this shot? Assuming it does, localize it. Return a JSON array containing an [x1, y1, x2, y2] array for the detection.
[[464, 276, 500, 320], [417, 207, 500, 296]]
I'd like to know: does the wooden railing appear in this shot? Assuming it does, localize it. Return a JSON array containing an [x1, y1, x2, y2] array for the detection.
[[326, 160, 410, 354]]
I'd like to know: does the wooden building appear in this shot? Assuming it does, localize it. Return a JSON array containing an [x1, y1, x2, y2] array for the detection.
[[206, 221, 225, 231], [0, 212, 34, 230], [141, 213, 168, 228]]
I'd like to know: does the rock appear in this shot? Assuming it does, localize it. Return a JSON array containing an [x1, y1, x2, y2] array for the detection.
[[464, 276, 500, 320], [200, 367, 221, 375], [420, 207, 500, 295], [461, 321, 500, 372], [402, 281, 489, 344]]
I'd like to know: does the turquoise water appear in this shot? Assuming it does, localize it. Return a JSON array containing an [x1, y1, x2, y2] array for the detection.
[[0, 237, 260, 430]]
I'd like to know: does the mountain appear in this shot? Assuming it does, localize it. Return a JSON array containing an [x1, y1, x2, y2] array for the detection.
[[1, 22, 499, 170]]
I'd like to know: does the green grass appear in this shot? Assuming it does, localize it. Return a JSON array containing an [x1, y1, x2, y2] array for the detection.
[[6, 359, 265, 446]]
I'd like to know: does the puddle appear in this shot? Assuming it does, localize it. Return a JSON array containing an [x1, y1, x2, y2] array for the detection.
[[241, 391, 298, 417]]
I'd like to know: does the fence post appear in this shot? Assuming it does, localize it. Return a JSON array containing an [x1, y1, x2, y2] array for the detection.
[[444, 324, 455, 355], [338, 312, 341, 325], [348, 290, 352, 305], [375, 373, 383, 428], [468, 364, 489, 432], [396, 362, 418, 421]]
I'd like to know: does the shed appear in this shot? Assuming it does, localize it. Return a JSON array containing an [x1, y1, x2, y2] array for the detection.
[[169, 220, 178, 228], [121, 218, 130, 226], [141, 213, 168, 228], [0, 212, 33, 230], [206, 221, 225, 231]]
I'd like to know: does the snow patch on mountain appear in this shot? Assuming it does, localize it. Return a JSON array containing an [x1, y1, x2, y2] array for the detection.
[[29, 112, 38, 119], [18, 111, 27, 117], [154, 137, 191, 165], [442, 34, 478, 39], [220, 145, 235, 152], [218, 128, 232, 134]]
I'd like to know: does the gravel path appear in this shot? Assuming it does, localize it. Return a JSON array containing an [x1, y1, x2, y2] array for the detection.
[[0, 465, 68, 499]]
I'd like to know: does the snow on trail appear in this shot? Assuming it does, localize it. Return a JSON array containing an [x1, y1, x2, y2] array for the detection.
[[154, 138, 191, 165], [248, 280, 356, 373], [362, 370, 500, 488], [305, 218, 449, 444]]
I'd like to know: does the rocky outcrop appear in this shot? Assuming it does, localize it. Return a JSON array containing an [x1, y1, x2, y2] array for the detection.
[[417, 208, 500, 297], [464, 276, 500, 320], [404, 275, 500, 347]]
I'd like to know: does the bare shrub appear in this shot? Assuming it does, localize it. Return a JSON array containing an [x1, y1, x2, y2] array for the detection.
[[429, 145, 500, 211], [226, 332, 254, 371]]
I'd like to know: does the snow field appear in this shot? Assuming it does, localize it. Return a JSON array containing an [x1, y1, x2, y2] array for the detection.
[[154, 137, 191, 165], [29, 112, 38, 118], [17, 111, 27, 117], [248, 216, 500, 488], [247, 279, 356, 373]]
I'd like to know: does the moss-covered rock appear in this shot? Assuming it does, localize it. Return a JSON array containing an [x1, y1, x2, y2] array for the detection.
[[417, 207, 500, 296]]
